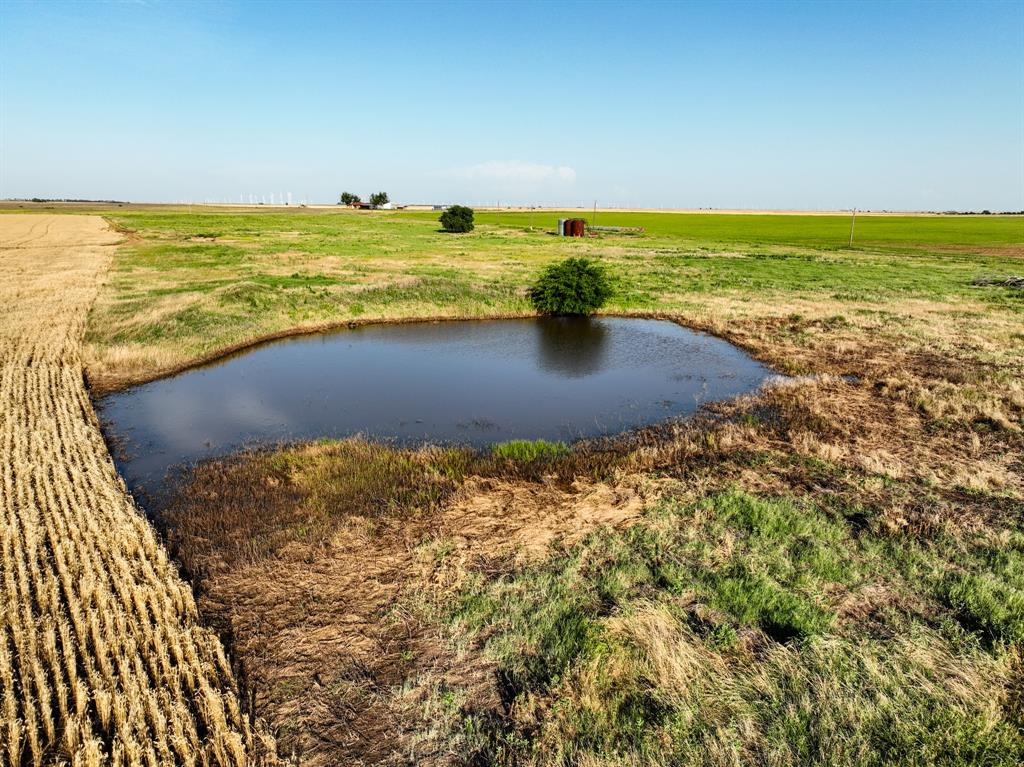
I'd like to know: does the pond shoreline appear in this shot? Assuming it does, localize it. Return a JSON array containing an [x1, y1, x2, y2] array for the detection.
[[86, 309, 769, 396], [95, 316, 777, 507]]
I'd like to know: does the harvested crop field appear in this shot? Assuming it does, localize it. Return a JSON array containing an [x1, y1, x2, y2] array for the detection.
[[0, 215, 263, 766]]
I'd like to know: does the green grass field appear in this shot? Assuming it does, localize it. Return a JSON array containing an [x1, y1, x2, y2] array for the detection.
[[399, 209, 1024, 249], [444, 490, 1024, 765], [85, 208, 1022, 391], [80, 207, 1024, 765]]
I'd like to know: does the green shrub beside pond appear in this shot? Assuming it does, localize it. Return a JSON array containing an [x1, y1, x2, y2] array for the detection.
[[529, 257, 613, 316]]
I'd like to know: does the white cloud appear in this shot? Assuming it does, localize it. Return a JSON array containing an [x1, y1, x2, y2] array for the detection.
[[449, 160, 577, 184]]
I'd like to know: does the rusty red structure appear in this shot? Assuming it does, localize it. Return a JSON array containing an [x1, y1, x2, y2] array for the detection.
[[562, 218, 586, 237]]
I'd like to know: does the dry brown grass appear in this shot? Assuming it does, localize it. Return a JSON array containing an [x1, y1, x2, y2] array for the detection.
[[157, 438, 657, 766], [0, 216, 268, 765]]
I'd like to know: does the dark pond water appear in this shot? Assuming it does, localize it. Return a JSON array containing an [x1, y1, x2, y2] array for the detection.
[[96, 317, 776, 505]]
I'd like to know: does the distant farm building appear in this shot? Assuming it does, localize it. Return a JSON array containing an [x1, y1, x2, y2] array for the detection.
[[558, 218, 645, 237], [558, 218, 587, 237]]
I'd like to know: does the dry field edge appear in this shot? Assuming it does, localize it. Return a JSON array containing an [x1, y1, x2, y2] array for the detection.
[[0, 215, 268, 766]]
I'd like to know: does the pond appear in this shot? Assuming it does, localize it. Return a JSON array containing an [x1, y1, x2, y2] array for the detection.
[[95, 317, 776, 506]]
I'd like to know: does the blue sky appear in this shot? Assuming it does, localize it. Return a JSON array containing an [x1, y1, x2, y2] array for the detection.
[[1, 0, 1021, 210]]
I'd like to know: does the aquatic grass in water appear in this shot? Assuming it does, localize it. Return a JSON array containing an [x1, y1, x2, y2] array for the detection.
[[491, 439, 571, 463]]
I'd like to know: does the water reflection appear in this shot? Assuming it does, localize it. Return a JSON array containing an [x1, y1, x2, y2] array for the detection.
[[96, 318, 775, 508], [534, 317, 608, 378]]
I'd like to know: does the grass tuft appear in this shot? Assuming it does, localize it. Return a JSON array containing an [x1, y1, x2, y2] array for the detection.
[[491, 439, 571, 463]]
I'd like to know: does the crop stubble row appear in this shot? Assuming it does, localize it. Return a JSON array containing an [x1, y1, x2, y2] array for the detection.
[[0, 216, 258, 765]]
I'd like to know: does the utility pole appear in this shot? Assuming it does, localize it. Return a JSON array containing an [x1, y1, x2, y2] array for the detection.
[[848, 208, 857, 247], [593, 200, 597, 227]]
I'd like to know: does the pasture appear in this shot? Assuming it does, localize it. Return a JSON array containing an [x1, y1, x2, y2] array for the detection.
[[3, 205, 1022, 765], [401, 208, 1024, 249], [88, 207, 1024, 764], [85, 207, 1022, 391]]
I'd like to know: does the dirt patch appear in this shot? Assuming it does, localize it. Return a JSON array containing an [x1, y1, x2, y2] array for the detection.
[[929, 243, 1024, 258], [442, 477, 653, 560]]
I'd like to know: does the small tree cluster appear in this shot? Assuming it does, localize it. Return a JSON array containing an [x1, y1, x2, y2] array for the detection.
[[339, 191, 389, 208], [529, 257, 612, 316], [440, 205, 474, 233]]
